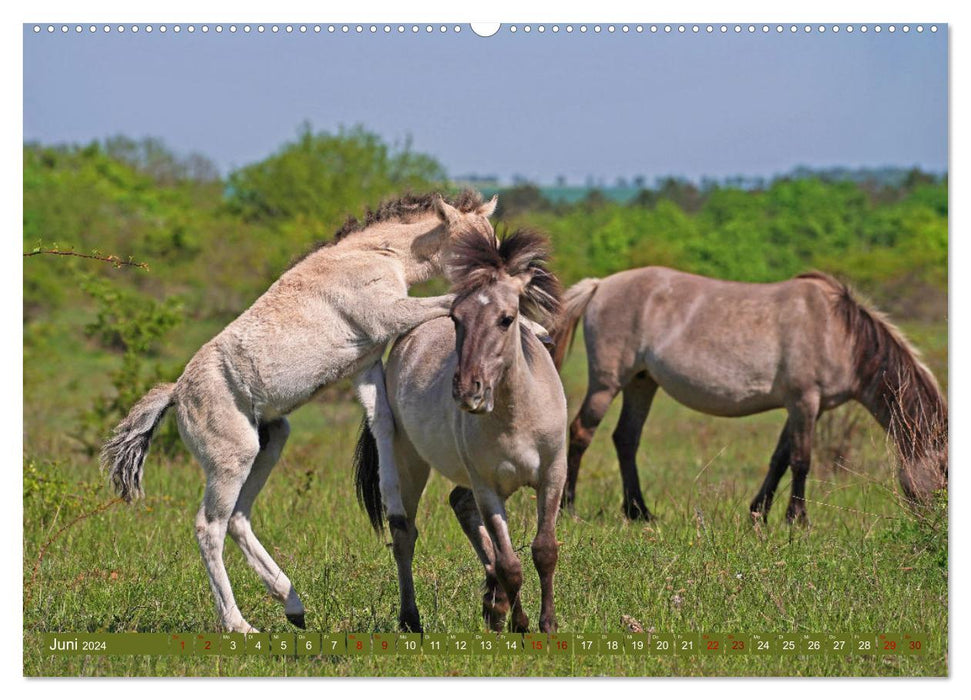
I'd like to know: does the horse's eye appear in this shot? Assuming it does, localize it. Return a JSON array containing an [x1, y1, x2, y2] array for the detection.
[[499, 315, 515, 329]]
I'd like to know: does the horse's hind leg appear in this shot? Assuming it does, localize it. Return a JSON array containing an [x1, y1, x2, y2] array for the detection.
[[750, 420, 792, 521], [613, 373, 658, 521], [564, 380, 621, 512], [226, 418, 305, 628], [387, 436, 430, 632], [179, 402, 261, 633], [449, 486, 508, 631]]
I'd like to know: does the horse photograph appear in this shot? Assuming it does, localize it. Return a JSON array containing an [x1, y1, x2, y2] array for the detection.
[[20, 15, 949, 680]]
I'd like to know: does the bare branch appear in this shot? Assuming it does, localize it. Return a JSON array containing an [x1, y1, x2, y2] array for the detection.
[[23, 249, 149, 270]]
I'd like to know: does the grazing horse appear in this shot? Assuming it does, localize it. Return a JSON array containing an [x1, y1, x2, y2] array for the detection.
[[551, 267, 947, 523], [354, 228, 567, 633], [100, 191, 498, 633]]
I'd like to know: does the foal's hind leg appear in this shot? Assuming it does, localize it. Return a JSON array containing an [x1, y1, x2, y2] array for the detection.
[[613, 373, 658, 521], [750, 420, 792, 521], [564, 379, 621, 512], [449, 486, 508, 631], [226, 418, 306, 628], [179, 403, 261, 633]]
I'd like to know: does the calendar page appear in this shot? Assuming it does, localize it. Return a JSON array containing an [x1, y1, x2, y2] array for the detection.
[[22, 11, 949, 679]]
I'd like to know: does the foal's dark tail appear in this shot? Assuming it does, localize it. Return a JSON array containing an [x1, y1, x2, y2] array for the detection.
[[100, 382, 176, 502], [550, 277, 600, 370], [353, 416, 385, 532]]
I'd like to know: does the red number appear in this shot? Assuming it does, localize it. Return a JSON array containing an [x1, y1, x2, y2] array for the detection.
[[556, 641, 568, 651], [381, 641, 388, 650], [884, 641, 897, 651], [707, 641, 719, 651], [204, 641, 211, 650], [356, 641, 363, 650], [732, 640, 744, 650], [910, 641, 922, 650]]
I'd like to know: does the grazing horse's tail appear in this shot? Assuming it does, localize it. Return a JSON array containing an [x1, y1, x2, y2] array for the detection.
[[353, 416, 384, 532], [799, 271, 948, 500], [100, 382, 176, 502], [550, 277, 601, 370]]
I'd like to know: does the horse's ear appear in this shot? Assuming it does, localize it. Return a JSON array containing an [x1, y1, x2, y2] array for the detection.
[[477, 195, 498, 218], [434, 195, 463, 228]]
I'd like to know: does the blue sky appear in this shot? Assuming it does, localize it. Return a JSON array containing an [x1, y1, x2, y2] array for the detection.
[[23, 24, 948, 183]]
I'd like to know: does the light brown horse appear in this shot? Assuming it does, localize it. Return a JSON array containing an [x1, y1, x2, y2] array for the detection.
[[551, 267, 947, 523], [355, 228, 566, 633], [101, 191, 498, 632]]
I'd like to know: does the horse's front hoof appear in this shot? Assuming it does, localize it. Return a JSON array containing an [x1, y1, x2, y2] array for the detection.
[[286, 612, 306, 629], [623, 501, 653, 522], [785, 509, 810, 528], [399, 611, 423, 633]]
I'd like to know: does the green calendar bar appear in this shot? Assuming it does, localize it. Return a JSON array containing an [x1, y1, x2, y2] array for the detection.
[[36, 631, 934, 656]]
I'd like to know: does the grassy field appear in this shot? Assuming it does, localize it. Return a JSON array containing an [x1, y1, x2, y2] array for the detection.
[[22, 314, 948, 677]]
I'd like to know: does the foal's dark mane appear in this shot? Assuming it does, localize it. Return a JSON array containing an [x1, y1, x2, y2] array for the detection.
[[797, 271, 947, 462], [449, 227, 562, 328], [288, 190, 485, 269]]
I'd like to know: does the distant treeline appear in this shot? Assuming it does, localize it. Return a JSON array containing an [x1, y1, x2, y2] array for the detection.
[[24, 126, 947, 326]]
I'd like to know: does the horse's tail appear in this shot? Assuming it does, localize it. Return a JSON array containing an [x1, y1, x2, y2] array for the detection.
[[353, 416, 384, 532], [550, 277, 601, 371], [100, 382, 176, 502], [799, 271, 948, 498]]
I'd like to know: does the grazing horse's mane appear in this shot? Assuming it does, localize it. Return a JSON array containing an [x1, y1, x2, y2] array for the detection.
[[448, 228, 562, 328], [288, 189, 485, 269], [796, 271, 947, 463]]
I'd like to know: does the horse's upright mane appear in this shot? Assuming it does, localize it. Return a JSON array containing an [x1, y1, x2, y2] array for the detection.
[[449, 227, 562, 328], [288, 189, 484, 269]]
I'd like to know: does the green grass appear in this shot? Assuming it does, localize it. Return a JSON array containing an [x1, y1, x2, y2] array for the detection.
[[23, 322, 948, 677]]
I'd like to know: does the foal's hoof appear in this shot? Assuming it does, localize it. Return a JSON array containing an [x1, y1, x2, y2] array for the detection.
[[286, 612, 306, 629]]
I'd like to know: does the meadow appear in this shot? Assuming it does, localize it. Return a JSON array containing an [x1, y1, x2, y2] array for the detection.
[[22, 129, 948, 676]]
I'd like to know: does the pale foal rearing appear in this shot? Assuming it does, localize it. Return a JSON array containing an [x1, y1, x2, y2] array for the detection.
[[101, 191, 497, 633]]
